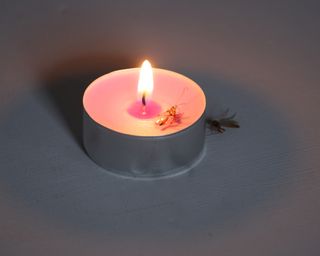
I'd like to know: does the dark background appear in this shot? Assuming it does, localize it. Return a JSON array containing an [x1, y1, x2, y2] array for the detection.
[[0, 1, 319, 255]]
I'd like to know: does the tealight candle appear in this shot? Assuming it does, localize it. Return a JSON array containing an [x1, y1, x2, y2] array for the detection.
[[83, 60, 206, 178]]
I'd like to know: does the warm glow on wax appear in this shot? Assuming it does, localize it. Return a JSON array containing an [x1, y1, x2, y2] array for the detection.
[[137, 60, 153, 102]]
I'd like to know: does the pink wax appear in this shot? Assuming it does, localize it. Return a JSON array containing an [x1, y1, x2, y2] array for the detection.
[[83, 68, 206, 136], [127, 100, 161, 119]]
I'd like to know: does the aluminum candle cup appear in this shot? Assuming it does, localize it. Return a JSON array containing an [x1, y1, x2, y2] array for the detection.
[[83, 65, 206, 178]]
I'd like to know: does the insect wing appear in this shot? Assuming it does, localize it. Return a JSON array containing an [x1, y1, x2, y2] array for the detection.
[[155, 114, 169, 126]]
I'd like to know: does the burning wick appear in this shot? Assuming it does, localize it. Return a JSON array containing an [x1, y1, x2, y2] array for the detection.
[[142, 92, 146, 106], [127, 60, 164, 119], [141, 92, 147, 115]]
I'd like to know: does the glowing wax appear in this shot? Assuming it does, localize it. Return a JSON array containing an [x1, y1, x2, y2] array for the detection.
[[83, 68, 206, 137]]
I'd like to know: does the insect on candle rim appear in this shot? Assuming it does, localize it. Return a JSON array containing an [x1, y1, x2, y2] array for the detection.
[[138, 60, 154, 106]]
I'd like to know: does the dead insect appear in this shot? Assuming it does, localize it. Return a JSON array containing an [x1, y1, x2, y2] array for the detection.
[[155, 105, 183, 129], [206, 109, 240, 134], [155, 87, 189, 129]]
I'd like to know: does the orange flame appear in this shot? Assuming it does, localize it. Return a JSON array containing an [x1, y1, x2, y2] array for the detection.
[[137, 60, 153, 103]]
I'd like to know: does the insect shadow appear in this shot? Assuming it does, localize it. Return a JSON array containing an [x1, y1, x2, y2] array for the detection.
[[206, 108, 240, 134]]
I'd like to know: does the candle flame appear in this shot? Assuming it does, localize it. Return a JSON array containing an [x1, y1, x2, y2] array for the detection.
[[138, 60, 153, 103]]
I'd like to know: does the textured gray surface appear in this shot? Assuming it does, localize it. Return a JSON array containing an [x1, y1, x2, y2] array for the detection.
[[1, 1, 320, 255]]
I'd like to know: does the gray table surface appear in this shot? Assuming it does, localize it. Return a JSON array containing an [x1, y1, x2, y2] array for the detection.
[[1, 1, 319, 255]]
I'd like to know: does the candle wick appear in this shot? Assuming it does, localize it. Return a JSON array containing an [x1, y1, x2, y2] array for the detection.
[[142, 93, 146, 106], [141, 93, 147, 115]]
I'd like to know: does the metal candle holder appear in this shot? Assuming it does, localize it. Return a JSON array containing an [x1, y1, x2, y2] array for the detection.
[[83, 110, 206, 179]]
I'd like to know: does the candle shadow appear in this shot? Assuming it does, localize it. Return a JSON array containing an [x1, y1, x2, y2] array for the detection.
[[0, 72, 301, 249], [40, 55, 138, 148]]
